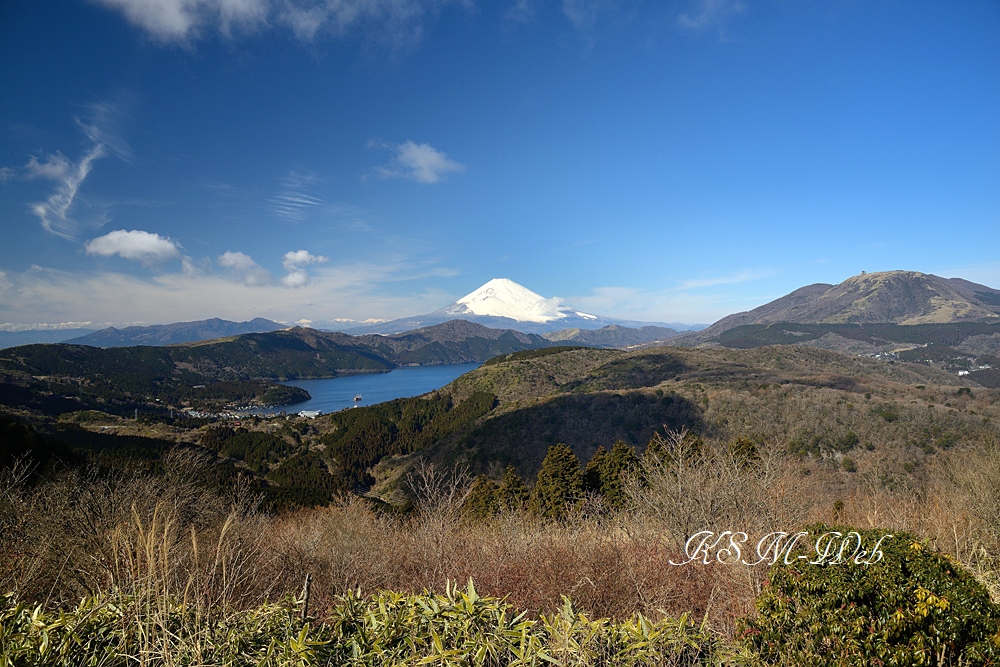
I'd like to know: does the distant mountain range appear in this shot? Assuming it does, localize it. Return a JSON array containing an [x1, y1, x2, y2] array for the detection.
[[333, 278, 699, 335], [0, 320, 558, 417], [0, 329, 97, 350], [0, 320, 553, 383], [63, 317, 284, 347], [10, 272, 999, 353], [5, 279, 694, 349]]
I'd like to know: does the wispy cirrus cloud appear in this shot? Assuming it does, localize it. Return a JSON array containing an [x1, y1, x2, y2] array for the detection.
[[4, 96, 132, 240], [562, 0, 616, 34], [677, 0, 745, 31], [565, 269, 775, 323], [20, 146, 106, 240], [505, 0, 535, 25], [566, 285, 731, 324], [371, 140, 465, 184], [91, 0, 270, 42], [269, 172, 322, 222], [90, 0, 468, 46], [676, 269, 774, 290]]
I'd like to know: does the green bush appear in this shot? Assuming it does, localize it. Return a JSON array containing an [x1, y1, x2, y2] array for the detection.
[[1, 583, 754, 666], [741, 525, 1000, 666]]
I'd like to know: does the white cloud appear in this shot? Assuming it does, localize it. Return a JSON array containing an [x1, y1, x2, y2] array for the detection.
[[373, 140, 465, 184], [85, 229, 182, 263], [282, 269, 310, 288], [218, 251, 272, 285], [281, 249, 329, 287], [90, 0, 467, 46], [678, 0, 744, 30], [282, 249, 328, 271]]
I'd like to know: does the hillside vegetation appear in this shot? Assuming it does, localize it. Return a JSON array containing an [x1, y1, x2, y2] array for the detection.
[[0, 321, 552, 416], [5, 340, 1000, 664], [681, 270, 1000, 346]]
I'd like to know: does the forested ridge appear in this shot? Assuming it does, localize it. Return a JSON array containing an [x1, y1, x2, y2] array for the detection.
[[5, 340, 1000, 664], [0, 321, 553, 417]]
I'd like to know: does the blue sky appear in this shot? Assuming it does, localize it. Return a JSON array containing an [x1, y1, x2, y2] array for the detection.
[[1, 0, 998, 329]]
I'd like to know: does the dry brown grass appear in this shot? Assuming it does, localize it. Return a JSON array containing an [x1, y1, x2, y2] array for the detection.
[[5, 431, 1000, 641]]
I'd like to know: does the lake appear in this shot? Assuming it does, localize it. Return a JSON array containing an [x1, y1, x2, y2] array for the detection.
[[252, 363, 481, 415]]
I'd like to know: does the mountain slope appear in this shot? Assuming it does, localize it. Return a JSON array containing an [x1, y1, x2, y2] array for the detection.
[[345, 319, 553, 364], [65, 318, 284, 347], [351, 342, 990, 497], [543, 324, 680, 348], [682, 271, 1000, 345]]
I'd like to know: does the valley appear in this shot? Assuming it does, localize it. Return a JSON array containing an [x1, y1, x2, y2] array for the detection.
[[5, 271, 1000, 664]]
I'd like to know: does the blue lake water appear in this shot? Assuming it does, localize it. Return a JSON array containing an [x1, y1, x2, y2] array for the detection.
[[253, 363, 481, 415]]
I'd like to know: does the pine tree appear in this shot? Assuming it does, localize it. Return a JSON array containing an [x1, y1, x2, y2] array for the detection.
[[528, 443, 582, 520]]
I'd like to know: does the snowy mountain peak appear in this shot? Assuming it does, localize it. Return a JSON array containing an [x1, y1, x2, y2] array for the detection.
[[442, 278, 595, 324]]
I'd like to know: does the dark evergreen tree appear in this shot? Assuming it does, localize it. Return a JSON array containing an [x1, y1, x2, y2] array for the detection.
[[528, 444, 582, 520], [583, 441, 637, 509], [496, 465, 528, 510], [582, 446, 607, 494], [462, 474, 499, 520], [599, 440, 637, 508]]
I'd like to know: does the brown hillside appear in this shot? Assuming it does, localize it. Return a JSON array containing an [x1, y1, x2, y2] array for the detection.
[[685, 271, 1000, 343]]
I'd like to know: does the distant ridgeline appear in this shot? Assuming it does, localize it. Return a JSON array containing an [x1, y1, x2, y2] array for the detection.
[[0, 322, 552, 418], [3, 341, 998, 513]]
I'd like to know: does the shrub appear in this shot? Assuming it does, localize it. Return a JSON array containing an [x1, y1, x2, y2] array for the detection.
[[741, 524, 1000, 666], [1, 583, 756, 666]]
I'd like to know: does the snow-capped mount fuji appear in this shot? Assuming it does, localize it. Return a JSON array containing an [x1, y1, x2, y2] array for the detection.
[[334, 278, 677, 335], [438, 278, 597, 324]]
